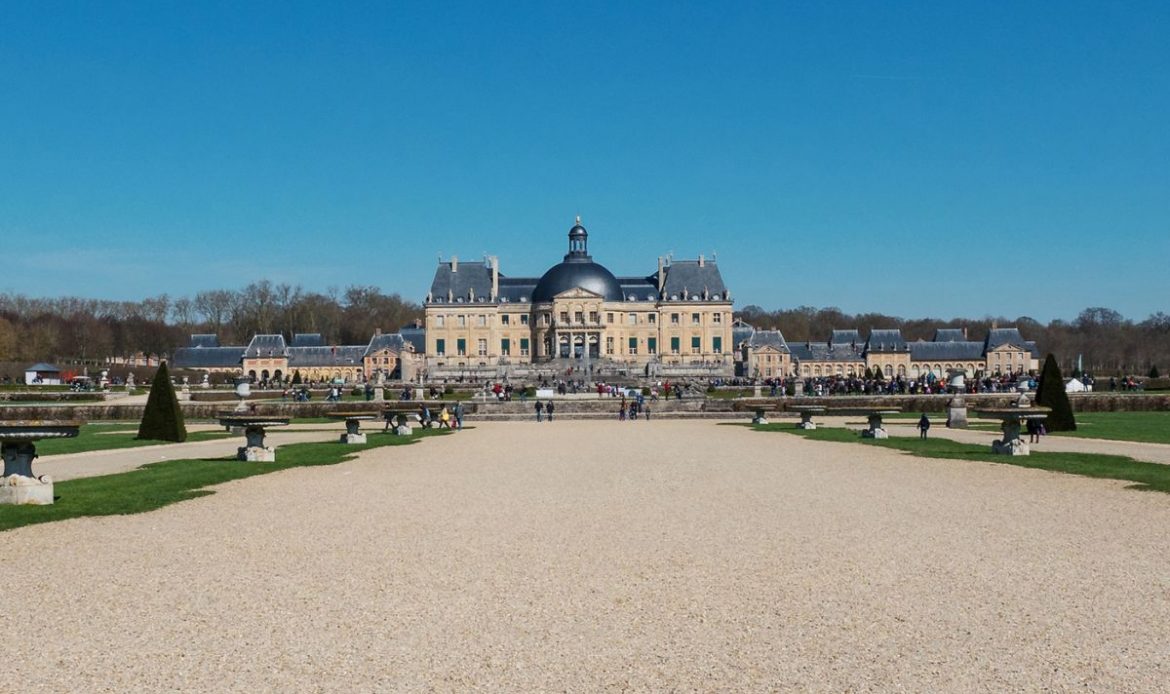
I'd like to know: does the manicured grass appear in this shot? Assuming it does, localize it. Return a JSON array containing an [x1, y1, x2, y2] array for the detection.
[[0, 429, 449, 532], [1048, 411, 1170, 445], [34, 428, 235, 456], [753, 424, 1170, 493]]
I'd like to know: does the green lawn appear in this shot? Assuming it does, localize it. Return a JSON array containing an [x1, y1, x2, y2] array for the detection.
[[1048, 411, 1170, 445], [0, 429, 449, 532], [35, 427, 235, 456], [753, 424, 1170, 494]]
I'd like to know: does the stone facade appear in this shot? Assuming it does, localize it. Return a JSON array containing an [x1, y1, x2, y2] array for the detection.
[[741, 326, 1040, 380], [423, 219, 735, 378]]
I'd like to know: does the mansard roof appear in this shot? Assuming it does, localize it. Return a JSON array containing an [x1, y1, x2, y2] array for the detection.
[[933, 329, 966, 342], [429, 260, 495, 304], [789, 342, 864, 362], [746, 329, 789, 352], [908, 340, 986, 361], [172, 346, 243, 369], [830, 329, 862, 347], [365, 333, 407, 356], [291, 333, 324, 347], [865, 329, 908, 352], [399, 326, 426, 353], [244, 334, 287, 358], [985, 328, 1029, 351], [659, 260, 728, 301], [287, 345, 366, 367]]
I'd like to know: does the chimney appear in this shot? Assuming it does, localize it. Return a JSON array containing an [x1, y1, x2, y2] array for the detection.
[[451, 255, 458, 272], [963, 326, 968, 339], [657, 256, 665, 293], [375, 328, 382, 336], [491, 256, 499, 300], [698, 254, 705, 268]]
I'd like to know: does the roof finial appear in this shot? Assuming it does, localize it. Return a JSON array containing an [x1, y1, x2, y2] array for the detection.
[[575, 214, 581, 225]]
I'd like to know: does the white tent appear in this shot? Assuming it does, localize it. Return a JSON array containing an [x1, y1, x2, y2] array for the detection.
[[1064, 377, 1087, 393]]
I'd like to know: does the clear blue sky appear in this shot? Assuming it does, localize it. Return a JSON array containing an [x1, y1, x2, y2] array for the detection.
[[2, 1, 1167, 322]]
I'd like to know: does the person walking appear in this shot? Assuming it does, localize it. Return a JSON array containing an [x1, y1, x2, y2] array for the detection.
[[917, 413, 931, 440], [546, 399, 555, 422], [535, 399, 544, 423], [454, 401, 464, 430]]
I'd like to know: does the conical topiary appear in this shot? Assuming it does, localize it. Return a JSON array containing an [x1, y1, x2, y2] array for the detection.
[[137, 361, 188, 442], [1035, 353, 1076, 432], [292, 370, 302, 385], [1150, 365, 1160, 378]]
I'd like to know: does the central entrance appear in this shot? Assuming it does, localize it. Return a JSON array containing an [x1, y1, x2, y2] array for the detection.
[[557, 333, 600, 359]]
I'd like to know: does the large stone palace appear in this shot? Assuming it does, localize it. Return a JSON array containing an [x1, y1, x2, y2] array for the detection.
[[422, 217, 735, 379], [171, 216, 1041, 384]]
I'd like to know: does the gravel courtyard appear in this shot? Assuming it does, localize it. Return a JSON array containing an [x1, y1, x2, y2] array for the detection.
[[3, 420, 1168, 691]]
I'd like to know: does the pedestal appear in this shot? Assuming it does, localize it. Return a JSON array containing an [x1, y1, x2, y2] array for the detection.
[[0, 475, 54, 505], [991, 420, 1029, 456], [947, 396, 968, 429], [862, 428, 888, 439], [797, 421, 817, 430], [238, 446, 276, 462], [395, 425, 413, 436], [793, 381, 805, 397], [340, 433, 367, 444], [753, 385, 762, 398]]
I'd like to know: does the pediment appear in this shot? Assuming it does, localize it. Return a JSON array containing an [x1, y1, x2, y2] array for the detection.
[[553, 287, 603, 300]]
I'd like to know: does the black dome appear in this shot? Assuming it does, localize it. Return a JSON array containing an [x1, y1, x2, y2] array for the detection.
[[532, 261, 624, 303], [531, 216, 624, 302]]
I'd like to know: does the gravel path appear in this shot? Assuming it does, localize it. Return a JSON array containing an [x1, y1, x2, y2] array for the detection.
[[2, 420, 1168, 691]]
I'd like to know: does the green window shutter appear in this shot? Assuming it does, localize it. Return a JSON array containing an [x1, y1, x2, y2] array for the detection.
[[501, 338, 510, 353], [648, 337, 657, 352], [436, 339, 445, 355], [457, 338, 466, 353], [671, 337, 680, 351], [628, 337, 637, 349], [691, 336, 701, 349], [520, 338, 529, 350], [713, 336, 722, 352]]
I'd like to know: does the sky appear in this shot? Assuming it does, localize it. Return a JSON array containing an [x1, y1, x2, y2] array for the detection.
[[1, 1, 1167, 322]]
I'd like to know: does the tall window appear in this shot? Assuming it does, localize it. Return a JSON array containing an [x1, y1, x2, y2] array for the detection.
[[458, 315, 466, 327], [648, 314, 656, 324], [520, 338, 530, 356], [436, 315, 445, 328], [691, 336, 701, 353], [670, 337, 680, 354], [477, 338, 487, 356], [713, 313, 722, 324], [520, 314, 529, 325], [671, 313, 680, 325], [606, 337, 614, 355], [559, 311, 569, 324], [648, 337, 657, 355], [435, 339, 446, 356], [607, 313, 614, 323], [713, 336, 722, 354], [501, 314, 510, 325], [628, 313, 637, 325], [691, 313, 701, 325], [628, 337, 638, 355], [477, 315, 486, 327], [456, 339, 466, 356], [589, 311, 598, 323], [501, 338, 510, 356]]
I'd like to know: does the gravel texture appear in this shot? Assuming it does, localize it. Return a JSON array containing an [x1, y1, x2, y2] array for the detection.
[[2, 420, 1169, 691]]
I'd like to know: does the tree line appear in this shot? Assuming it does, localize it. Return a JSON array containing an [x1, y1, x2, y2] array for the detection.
[[0, 281, 423, 365], [1, 287, 1165, 377], [736, 305, 1170, 377]]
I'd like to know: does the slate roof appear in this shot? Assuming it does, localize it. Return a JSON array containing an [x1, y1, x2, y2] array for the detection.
[[428, 255, 730, 305], [985, 328, 1029, 351], [428, 261, 495, 304], [865, 329, 908, 352], [291, 333, 324, 347], [365, 333, 407, 356], [659, 260, 728, 301], [933, 329, 966, 342], [189, 334, 220, 348], [788, 342, 864, 362], [746, 330, 789, 351], [287, 346, 366, 367], [399, 326, 426, 353], [732, 323, 756, 349], [244, 334, 288, 358], [830, 329, 861, 347], [618, 278, 660, 302], [908, 341, 986, 361], [172, 347, 244, 369]]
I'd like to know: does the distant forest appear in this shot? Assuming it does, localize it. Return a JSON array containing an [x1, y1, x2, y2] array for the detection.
[[0, 284, 1166, 376]]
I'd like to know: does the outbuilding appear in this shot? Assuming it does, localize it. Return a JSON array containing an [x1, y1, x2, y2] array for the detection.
[[24, 363, 63, 385]]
